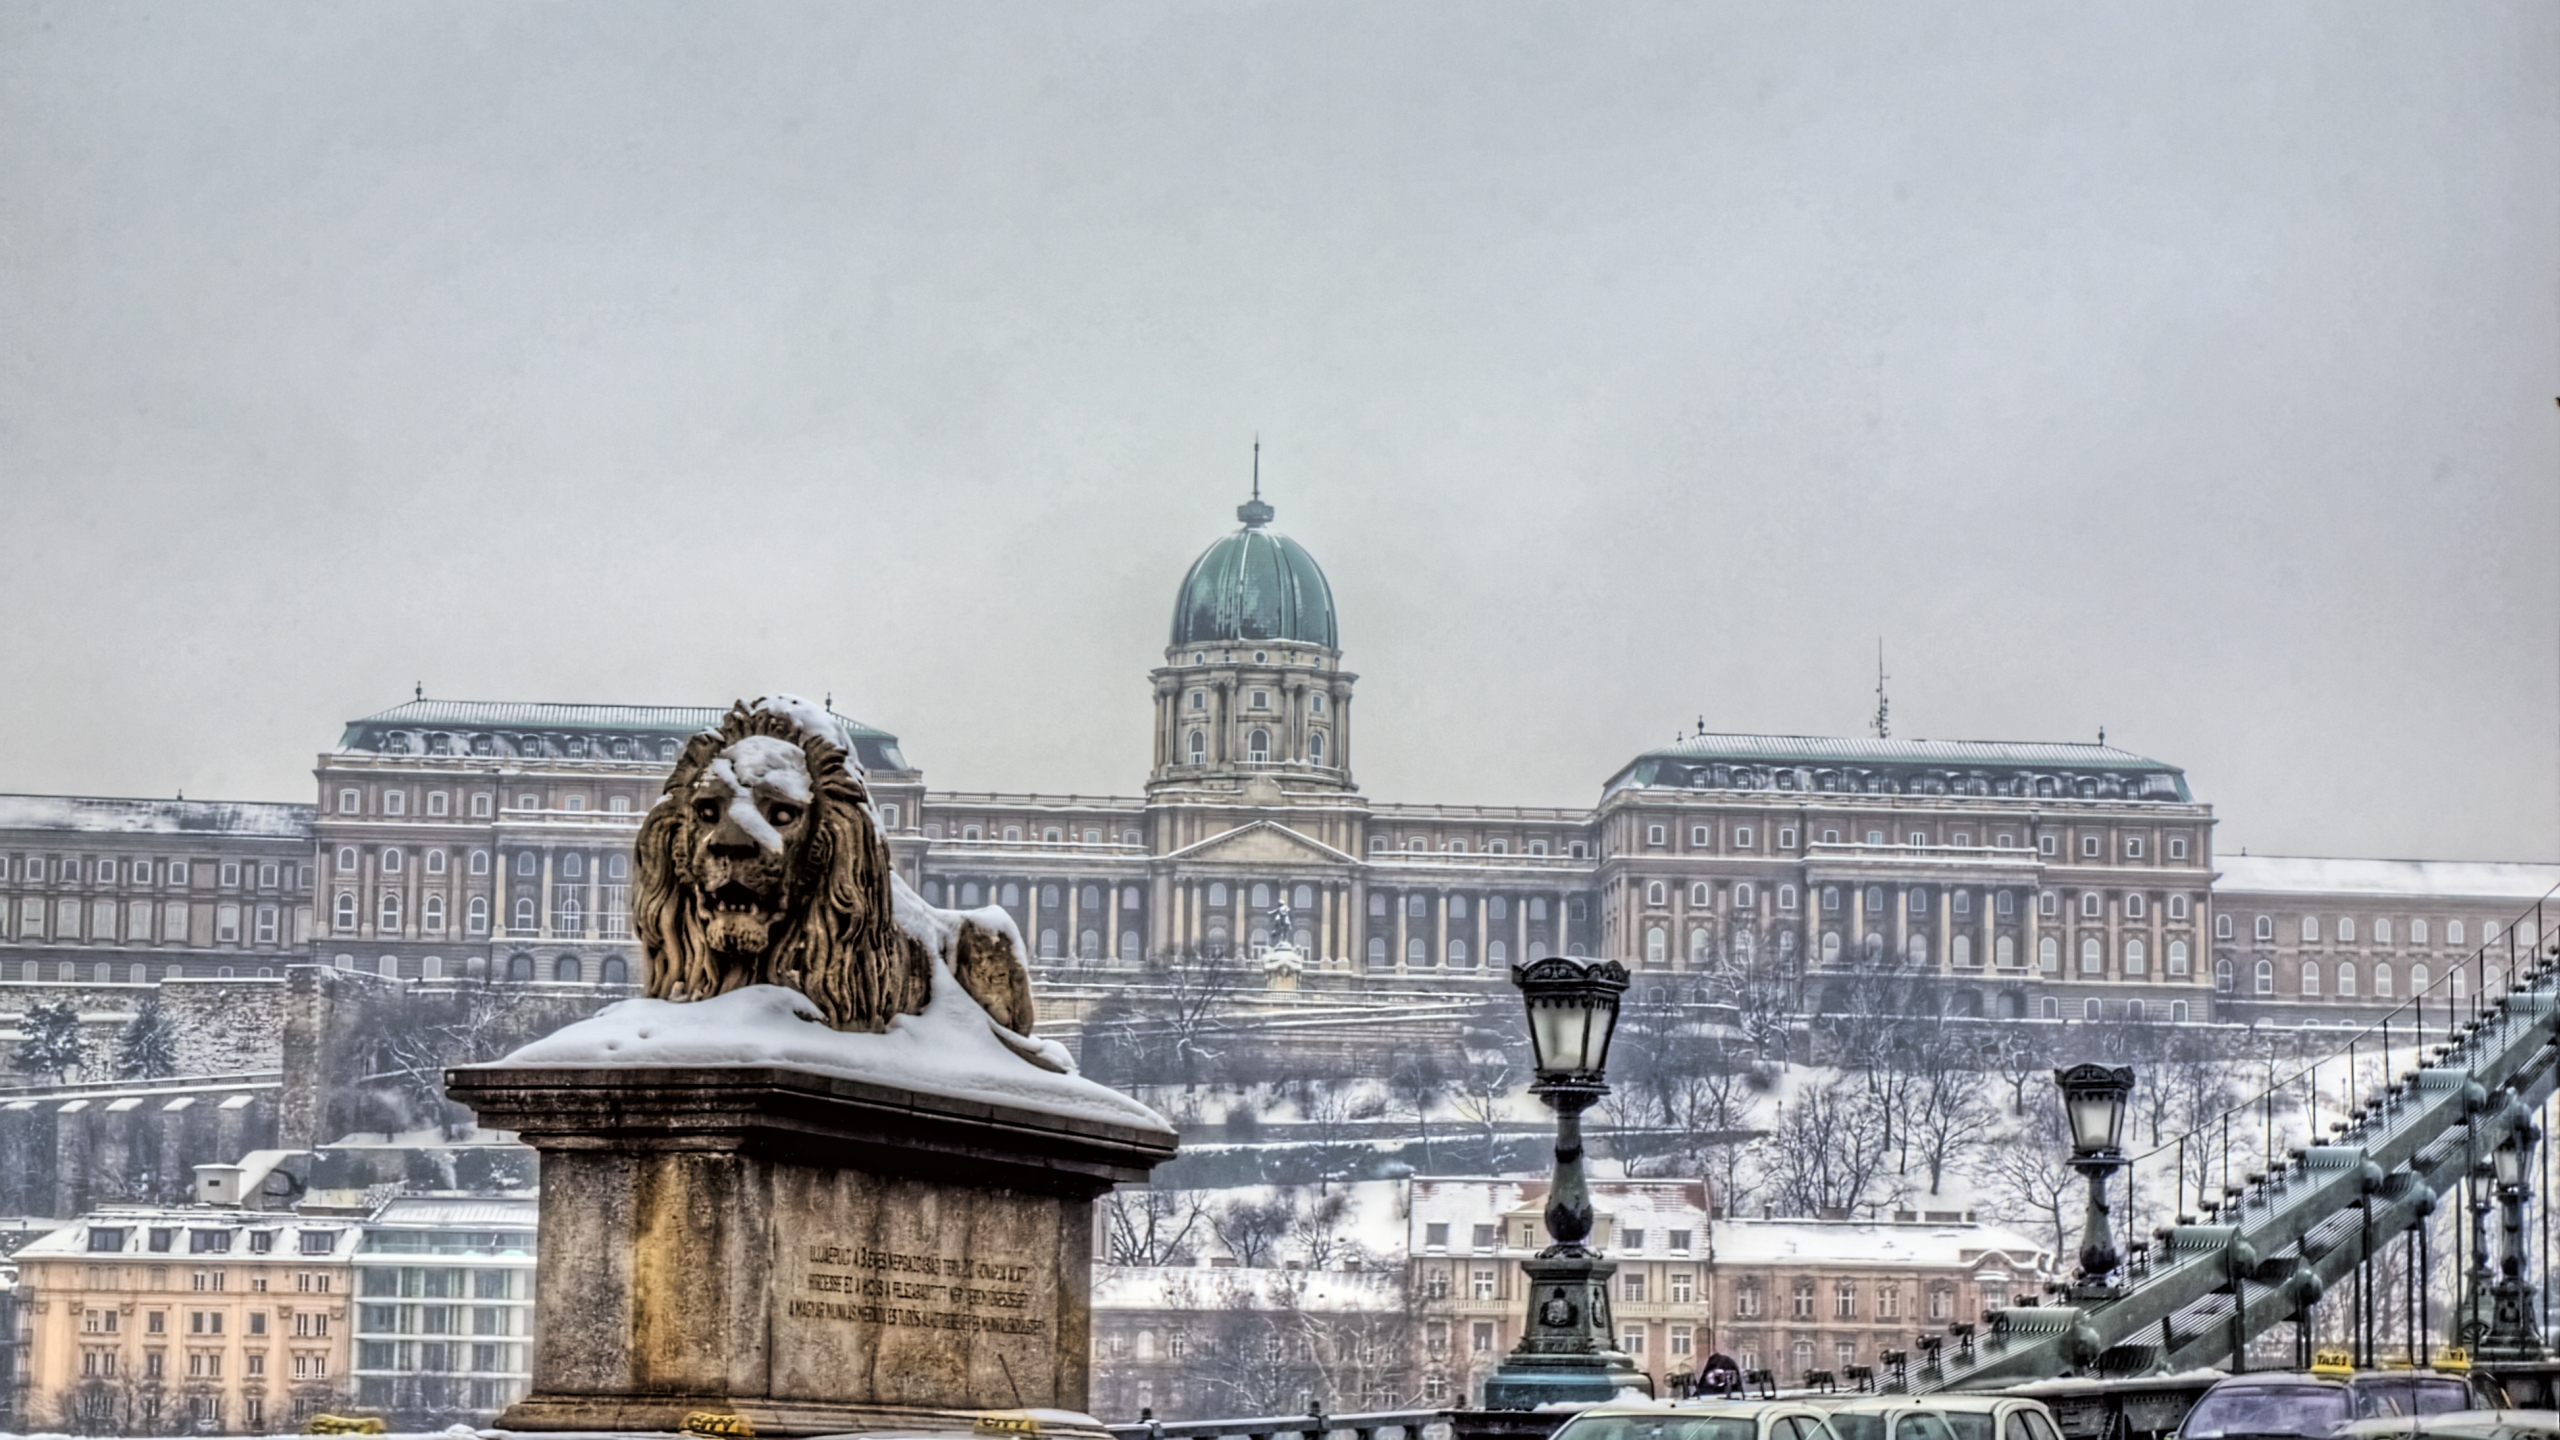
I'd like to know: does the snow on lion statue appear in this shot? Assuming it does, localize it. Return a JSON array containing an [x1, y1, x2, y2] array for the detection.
[[633, 695, 1037, 1043]]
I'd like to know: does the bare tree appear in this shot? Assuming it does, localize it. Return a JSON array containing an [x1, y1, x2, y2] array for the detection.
[[1211, 1195, 1295, 1268], [1105, 1185, 1210, 1266], [1761, 1079, 1892, 1217], [1972, 1100, 2079, 1262], [1386, 1052, 1448, 1171]]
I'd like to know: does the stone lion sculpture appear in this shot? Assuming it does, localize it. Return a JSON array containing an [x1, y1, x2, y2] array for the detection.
[[633, 696, 1036, 1038]]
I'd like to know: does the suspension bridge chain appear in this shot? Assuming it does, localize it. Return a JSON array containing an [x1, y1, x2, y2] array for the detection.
[[1916, 954, 2560, 1392]]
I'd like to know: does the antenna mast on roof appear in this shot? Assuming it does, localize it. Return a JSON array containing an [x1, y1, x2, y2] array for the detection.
[[1872, 640, 1890, 740], [1252, 435, 1261, 503]]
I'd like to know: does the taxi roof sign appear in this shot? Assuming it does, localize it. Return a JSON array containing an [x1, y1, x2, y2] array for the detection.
[[2436, 1347, 2473, 1373], [2310, 1348, 2356, 1378], [975, 1414, 1042, 1437]]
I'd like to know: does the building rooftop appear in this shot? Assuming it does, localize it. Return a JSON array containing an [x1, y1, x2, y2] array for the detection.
[[2215, 854, 2560, 903], [1093, 1263, 1407, 1313], [365, 1196, 540, 1229], [0, 793, 314, 839], [1711, 1217, 2051, 1271], [1605, 732, 2190, 801], [1170, 495, 1340, 651], [17, 1208, 362, 1261], [338, 697, 912, 775]]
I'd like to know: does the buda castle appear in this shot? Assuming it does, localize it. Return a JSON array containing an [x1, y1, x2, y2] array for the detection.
[[2, 492, 2553, 1030]]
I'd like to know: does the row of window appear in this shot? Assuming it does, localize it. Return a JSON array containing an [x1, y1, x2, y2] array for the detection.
[[2215, 913, 2498, 947], [328, 847, 631, 882], [1803, 928, 2194, 975], [1368, 892, 1577, 922], [1421, 1222, 1695, 1253], [1641, 823, 2194, 863], [77, 1346, 331, 1380], [1369, 835, 1587, 858], [368, 729, 679, 761], [2217, 956, 2469, 1001], [4, 898, 296, 946], [1181, 726, 1328, 766], [926, 880, 1146, 911], [0, 857, 304, 889], [333, 788, 639, 818], [927, 822, 1135, 845], [1185, 686, 1330, 715]]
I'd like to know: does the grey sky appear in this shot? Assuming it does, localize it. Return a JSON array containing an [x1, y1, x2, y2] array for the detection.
[[1, 2, 2553, 860]]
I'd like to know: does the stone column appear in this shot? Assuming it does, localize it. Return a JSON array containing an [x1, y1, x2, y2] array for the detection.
[[1435, 892, 1449, 970], [1107, 885, 1121, 962], [540, 850, 556, 940], [1395, 893, 1409, 975], [1348, 876, 1368, 971]]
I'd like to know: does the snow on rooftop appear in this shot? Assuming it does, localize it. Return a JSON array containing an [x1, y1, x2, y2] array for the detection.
[[1093, 1263, 1407, 1313], [497, 965, 1173, 1139], [1711, 1217, 2051, 1270], [0, 794, 313, 838], [2216, 854, 2560, 903], [367, 1196, 539, 1228]]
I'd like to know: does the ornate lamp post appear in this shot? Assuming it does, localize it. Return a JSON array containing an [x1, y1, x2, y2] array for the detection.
[[1484, 956, 1645, 1408], [2054, 1064, 2135, 1300], [2483, 1117, 2544, 1360]]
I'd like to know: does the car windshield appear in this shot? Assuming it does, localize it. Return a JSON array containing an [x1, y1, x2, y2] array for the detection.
[[1555, 1418, 1761, 1440], [2182, 1386, 2351, 1439], [1940, 1416, 1995, 1440], [2355, 1377, 2474, 1416]]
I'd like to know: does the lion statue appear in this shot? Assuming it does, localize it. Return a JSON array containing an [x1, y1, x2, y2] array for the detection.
[[633, 696, 1035, 1039]]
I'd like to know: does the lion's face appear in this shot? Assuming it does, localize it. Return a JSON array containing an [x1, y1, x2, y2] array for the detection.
[[680, 735, 819, 958]]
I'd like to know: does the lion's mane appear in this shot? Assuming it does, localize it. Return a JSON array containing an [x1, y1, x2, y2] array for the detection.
[[633, 701, 933, 1033]]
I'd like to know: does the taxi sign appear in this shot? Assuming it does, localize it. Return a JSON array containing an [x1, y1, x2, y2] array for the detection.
[[2310, 1348, 2355, 1377], [685, 1412, 757, 1438], [2436, 1347, 2472, 1373], [301, 1417, 386, 1436], [974, 1413, 1043, 1437]]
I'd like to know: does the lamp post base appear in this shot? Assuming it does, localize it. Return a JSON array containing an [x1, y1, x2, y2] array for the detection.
[[1482, 1252, 1645, 1409]]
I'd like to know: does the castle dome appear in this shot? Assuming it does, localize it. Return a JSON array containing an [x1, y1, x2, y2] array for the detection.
[[1169, 493, 1338, 650]]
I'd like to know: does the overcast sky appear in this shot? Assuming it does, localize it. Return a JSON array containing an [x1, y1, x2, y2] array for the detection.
[[1, 2, 2553, 861]]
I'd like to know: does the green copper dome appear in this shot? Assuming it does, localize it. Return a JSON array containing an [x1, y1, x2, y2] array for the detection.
[[1170, 496, 1339, 650]]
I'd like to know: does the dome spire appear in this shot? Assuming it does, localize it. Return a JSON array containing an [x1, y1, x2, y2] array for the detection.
[[1237, 436, 1274, 527]]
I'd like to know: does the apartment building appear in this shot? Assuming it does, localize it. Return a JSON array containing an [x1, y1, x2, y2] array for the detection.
[[0, 795, 315, 983], [2211, 856, 2560, 1025], [1709, 1216, 2051, 1386], [13, 1206, 357, 1433], [349, 1195, 538, 1426]]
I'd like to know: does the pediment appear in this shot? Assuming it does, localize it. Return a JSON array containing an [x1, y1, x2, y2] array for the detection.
[[1168, 820, 1354, 867]]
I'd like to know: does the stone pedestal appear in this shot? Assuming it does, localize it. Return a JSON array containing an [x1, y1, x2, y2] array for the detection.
[[446, 1062, 1177, 1437], [1481, 1252, 1643, 1408]]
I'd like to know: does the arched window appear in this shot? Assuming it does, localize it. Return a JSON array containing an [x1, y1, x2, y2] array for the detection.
[[1080, 929, 1100, 959], [1488, 939, 1509, 965], [556, 895, 582, 935], [2215, 957, 2235, 993], [1645, 927, 1667, 964], [554, 955, 583, 983], [2167, 939, 2188, 975], [2124, 938, 2146, 975], [2452, 967, 2468, 1002], [2375, 918, 2393, 944], [334, 893, 358, 932], [1040, 929, 1059, 958], [1530, 898, 1547, 920], [2080, 936, 2102, 974], [1121, 930, 1141, 958], [1081, 885, 1102, 909], [513, 896, 536, 932], [1450, 938, 1469, 967], [2338, 917, 2356, 943], [1689, 928, 1710, 962], [1001, 883, 1021, 907], [2255, 915, 2273, 941], [379, 892, 403, 932], [1251, 883, 1271, 909], [507, 953, 534, 982], [2039, 936, 2060, 973], [2127, 999, 2146, 1022], [1042, 885, 1060, 908], [601, 956, 628, 986], [1646, 881, 1667, 906], [469, 850, 489, 876], [1735, 882, 1756, 907], [1952, 935, 1973, 969], [1735, 928, 1756, 963], [1780, 884, 1798, 911], [1821, 932, 1842, 963], [422, 895, 445, 933], [424, 849, 446, 876], [1368, 936, 1388, 964], [1407, 893, 1428, 917], [2337, 963, 2357, 997], [2413, 963, 2432, 995], [1294, 885, 1313, 909], [516, 852, 537, 877], [960, 881, 981, 906], [335, 846, 358, 873], [1908, 935, 1928, 966], [2374, 963, 2393, 998], [2299, 961, 2320, 996], [1690, 882, 1712, 907], [2085, 998, 2102, 1021], [1822, 887, 1841, 913], [1406, 936, 1428, 965], [2412, 918, 2429, 945], [1187, 730, 1206, 763], [1865, 886, 1885, 913], [1246, 728, 1271, 763], [2447, 920, 2464, 946], [381, 849, 403, 875], [562, 853, 583, 880], [1995, 935, 2015, 967], [467, 896, 489, 936], [1309, 732, 1325, 764], [2041, 997, 2059, 1019], [2301, 916, 2320, 942], [1207, 882, 1228, 907]]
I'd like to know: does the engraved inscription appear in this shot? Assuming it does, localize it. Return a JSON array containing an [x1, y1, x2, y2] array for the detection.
[[793, 1246, 1047, 1336]]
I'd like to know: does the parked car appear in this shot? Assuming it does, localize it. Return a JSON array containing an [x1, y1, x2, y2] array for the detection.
[[2347, 1371, 2513, 1417], [1917, 1395, 2069, 1440], [2338, 1412, 2560, 1440], [1812, 1397, 1964, 1440], [2178, 1374, 2400, 1440], [1550, 1401, 1848, 1440]]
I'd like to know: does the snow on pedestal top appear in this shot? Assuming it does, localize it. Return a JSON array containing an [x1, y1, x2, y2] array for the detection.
[[497, 960, 1172, 1139]]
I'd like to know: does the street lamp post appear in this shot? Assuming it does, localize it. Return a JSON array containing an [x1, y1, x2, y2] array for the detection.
[[2054, 1064, 2135, 1301], [2483, 1116, 2544, 1360], [1484, 955, 1645, 1409]]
